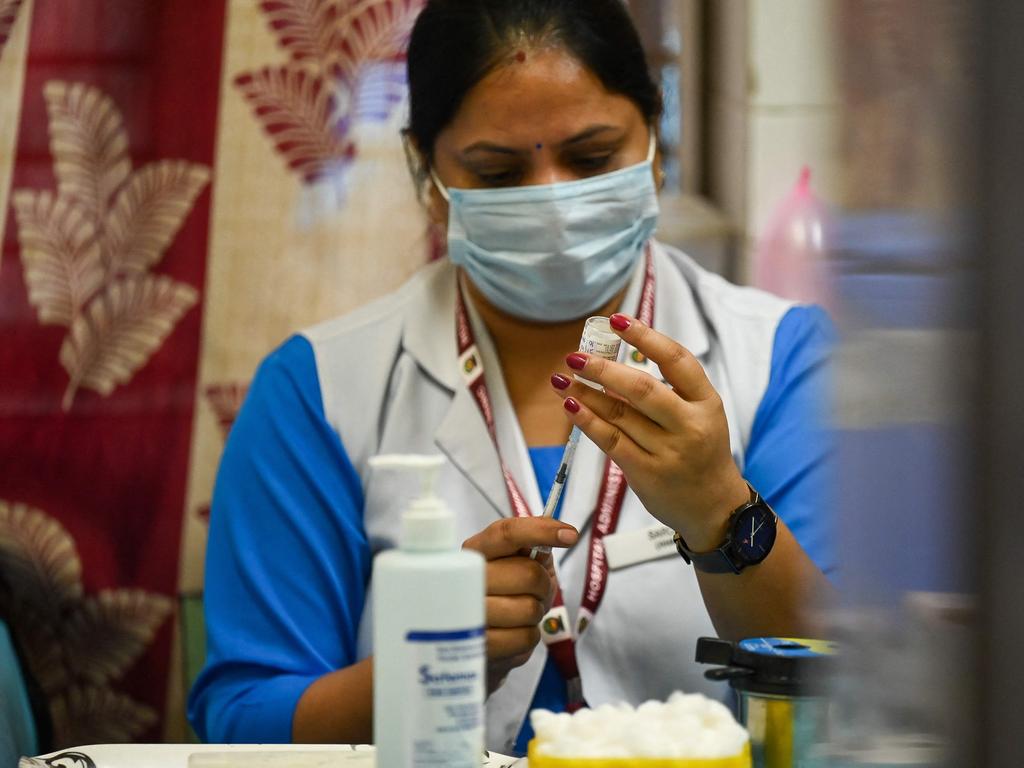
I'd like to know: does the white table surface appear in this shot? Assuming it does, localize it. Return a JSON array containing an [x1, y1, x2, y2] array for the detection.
[[20, 744, 523, 768]]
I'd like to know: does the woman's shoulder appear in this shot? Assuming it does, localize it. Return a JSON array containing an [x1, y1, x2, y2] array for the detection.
[[653, 241, 834, 431], [655, 241, 795, 325], [655, 240, 836, 352], [652, 241, 804, 372]]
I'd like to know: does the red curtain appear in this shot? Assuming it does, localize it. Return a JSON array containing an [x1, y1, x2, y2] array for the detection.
[[0, 0, 442, 749], [1, 0, 226, 746]]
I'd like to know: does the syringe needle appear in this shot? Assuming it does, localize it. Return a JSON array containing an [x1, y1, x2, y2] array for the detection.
[[529, 316, 622, 561], [531, 426, 581, 560]]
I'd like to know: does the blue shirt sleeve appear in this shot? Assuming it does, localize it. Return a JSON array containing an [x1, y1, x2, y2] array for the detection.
[[187, 335, 371, 743], [743, 306, 837, 578]]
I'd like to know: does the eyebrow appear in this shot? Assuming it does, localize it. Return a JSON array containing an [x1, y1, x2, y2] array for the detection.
[[461, 142, 523, 157], [459, 124, 623, 158], [561, 124, 621, 146]]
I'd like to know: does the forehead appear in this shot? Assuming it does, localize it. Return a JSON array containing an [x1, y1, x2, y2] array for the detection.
[[438, 47, 645, 147]]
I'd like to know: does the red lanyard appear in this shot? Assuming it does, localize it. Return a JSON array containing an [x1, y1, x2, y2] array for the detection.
[[454, 249, 655, 711]]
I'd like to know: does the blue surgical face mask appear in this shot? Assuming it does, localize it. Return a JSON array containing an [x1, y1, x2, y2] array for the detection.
[[431, 133, 660, 322]]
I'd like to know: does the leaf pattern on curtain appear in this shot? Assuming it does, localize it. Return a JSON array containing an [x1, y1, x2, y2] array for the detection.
[[192, 382, 252, 524], [205, 382, 251, 441], [260, 0, 340, 64], [58, 274, 198, 411], [235, 0, 424, 187], [41, 81, 131, 228], [11, 81, 210, 411], [0, 0, 25, 62], [235, 65, 353, 183], [10, 191, 104, 327], [0, 501, 172, 748], [104, 160, 211, 275]]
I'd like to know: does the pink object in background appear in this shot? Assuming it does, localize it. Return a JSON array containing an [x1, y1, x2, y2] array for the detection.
[[753, 166, 833, 308]]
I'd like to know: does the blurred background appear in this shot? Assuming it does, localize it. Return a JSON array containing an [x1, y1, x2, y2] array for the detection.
[[0, 0, 1020, 765]]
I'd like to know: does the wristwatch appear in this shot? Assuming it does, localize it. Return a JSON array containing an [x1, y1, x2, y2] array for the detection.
[[673, 485, 778, 574]]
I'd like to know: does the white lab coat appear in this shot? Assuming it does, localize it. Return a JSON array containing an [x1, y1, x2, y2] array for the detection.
[[303, 240, 792, 753]]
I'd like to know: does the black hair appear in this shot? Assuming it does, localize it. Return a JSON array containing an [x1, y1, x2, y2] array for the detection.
[[405, 0, 661, 164]]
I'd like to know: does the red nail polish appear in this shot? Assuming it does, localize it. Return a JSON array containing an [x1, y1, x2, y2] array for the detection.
[[610, 314, 631, 331], [566, 353, 587, 371], [551, 374, 571, 390], [564, 397, 581, 414]]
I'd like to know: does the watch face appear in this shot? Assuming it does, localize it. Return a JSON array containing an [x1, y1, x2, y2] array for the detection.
[[733, 502, 777, 565]]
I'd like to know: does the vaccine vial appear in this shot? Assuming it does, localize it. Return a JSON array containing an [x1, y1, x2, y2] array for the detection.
[[576, 316, 623, 388]]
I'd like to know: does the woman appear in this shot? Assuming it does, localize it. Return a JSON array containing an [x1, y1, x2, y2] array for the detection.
[[188, 0, 836, 754]]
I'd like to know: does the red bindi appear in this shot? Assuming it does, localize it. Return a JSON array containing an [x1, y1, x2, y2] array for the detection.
[[515, 50, 526, 63]]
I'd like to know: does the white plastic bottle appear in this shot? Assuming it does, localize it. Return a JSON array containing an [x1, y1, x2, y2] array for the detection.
[[370, 454, 486, 768]]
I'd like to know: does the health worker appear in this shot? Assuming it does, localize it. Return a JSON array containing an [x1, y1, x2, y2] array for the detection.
[[188, 0, 837, 756]]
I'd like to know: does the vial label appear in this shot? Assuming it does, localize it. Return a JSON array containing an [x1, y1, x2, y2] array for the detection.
[[406, 627, 485, 768], [579, 334, 620, 361], [577, 319, 623, 389]]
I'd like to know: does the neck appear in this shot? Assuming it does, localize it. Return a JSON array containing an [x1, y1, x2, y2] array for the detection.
[[461, 273, 631, 447], [461, 274, 629, 362]]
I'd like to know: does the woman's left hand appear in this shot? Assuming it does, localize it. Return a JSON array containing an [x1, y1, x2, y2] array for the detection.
[[550, 313, 750, 550]]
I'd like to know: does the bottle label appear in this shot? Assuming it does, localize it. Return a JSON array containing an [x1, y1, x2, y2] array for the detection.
[[576, 332, 622, 390], [579, 334, 620, 361], [406, 627, 485, 768]]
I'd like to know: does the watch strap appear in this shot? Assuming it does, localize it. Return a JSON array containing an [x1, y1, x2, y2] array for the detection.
[[673, 485, 766, 575], [673, 531, 742, 574]]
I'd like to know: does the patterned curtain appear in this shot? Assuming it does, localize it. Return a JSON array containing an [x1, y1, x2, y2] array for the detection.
[[0, 0, 429, 747]]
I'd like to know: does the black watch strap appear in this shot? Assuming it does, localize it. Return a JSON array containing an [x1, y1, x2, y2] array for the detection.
[[673, 530, 742, 574], [673, 485, 765, 575]]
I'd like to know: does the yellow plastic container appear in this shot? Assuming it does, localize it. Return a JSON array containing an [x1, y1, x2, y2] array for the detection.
[[527, 741, 752, 768]]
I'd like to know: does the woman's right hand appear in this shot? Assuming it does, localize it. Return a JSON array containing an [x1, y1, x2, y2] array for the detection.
[[462, 517, 579, 693]]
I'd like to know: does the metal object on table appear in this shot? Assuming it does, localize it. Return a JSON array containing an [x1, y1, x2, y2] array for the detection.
[[696, 637, 837, 768]]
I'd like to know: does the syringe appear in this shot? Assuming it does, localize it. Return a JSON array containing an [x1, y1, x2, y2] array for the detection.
[[531, 316, 623, 559]]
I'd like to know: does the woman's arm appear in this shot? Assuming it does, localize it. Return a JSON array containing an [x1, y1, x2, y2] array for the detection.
[[293, 658, 374, 743], [188, 336, 371, 743], [690, 512, 834, 640], [550, 310, 836, 640]]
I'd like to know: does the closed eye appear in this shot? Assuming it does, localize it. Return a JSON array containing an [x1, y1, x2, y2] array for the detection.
[[572, 154, 614, 173], [475, 169, 523, 186]]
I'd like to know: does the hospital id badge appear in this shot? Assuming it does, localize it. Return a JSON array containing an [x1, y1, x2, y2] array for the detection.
[[602, 524, 677, 570]]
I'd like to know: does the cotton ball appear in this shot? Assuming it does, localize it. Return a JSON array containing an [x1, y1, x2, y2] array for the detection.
[[529, 690, 748, 759], [529, 709, 563, 741], [636, 699, 663, 716]]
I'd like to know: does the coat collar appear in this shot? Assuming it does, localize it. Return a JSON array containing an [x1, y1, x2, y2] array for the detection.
[[399, 259, 531, 518], [400, 258, 461, 392]]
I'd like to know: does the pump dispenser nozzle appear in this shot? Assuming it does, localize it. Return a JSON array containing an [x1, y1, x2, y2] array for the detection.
[[368, 454, 454, 551]]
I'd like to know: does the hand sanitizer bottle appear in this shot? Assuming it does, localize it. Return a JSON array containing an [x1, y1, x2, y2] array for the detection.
[[369, 455, 486, 768]]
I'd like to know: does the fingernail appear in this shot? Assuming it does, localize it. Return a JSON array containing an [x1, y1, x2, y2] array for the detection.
[[566, 353, 587, 371], [564, 397, 581, 414], [557, 527, 579, 545], [550, 373, 571, 390], [610, 313, 631, 331]]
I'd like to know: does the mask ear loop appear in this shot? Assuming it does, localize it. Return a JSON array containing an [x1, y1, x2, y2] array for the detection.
[[647, 129, 665, 189], [429, 166, 451, 203], [401, 129, 452, 204]]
